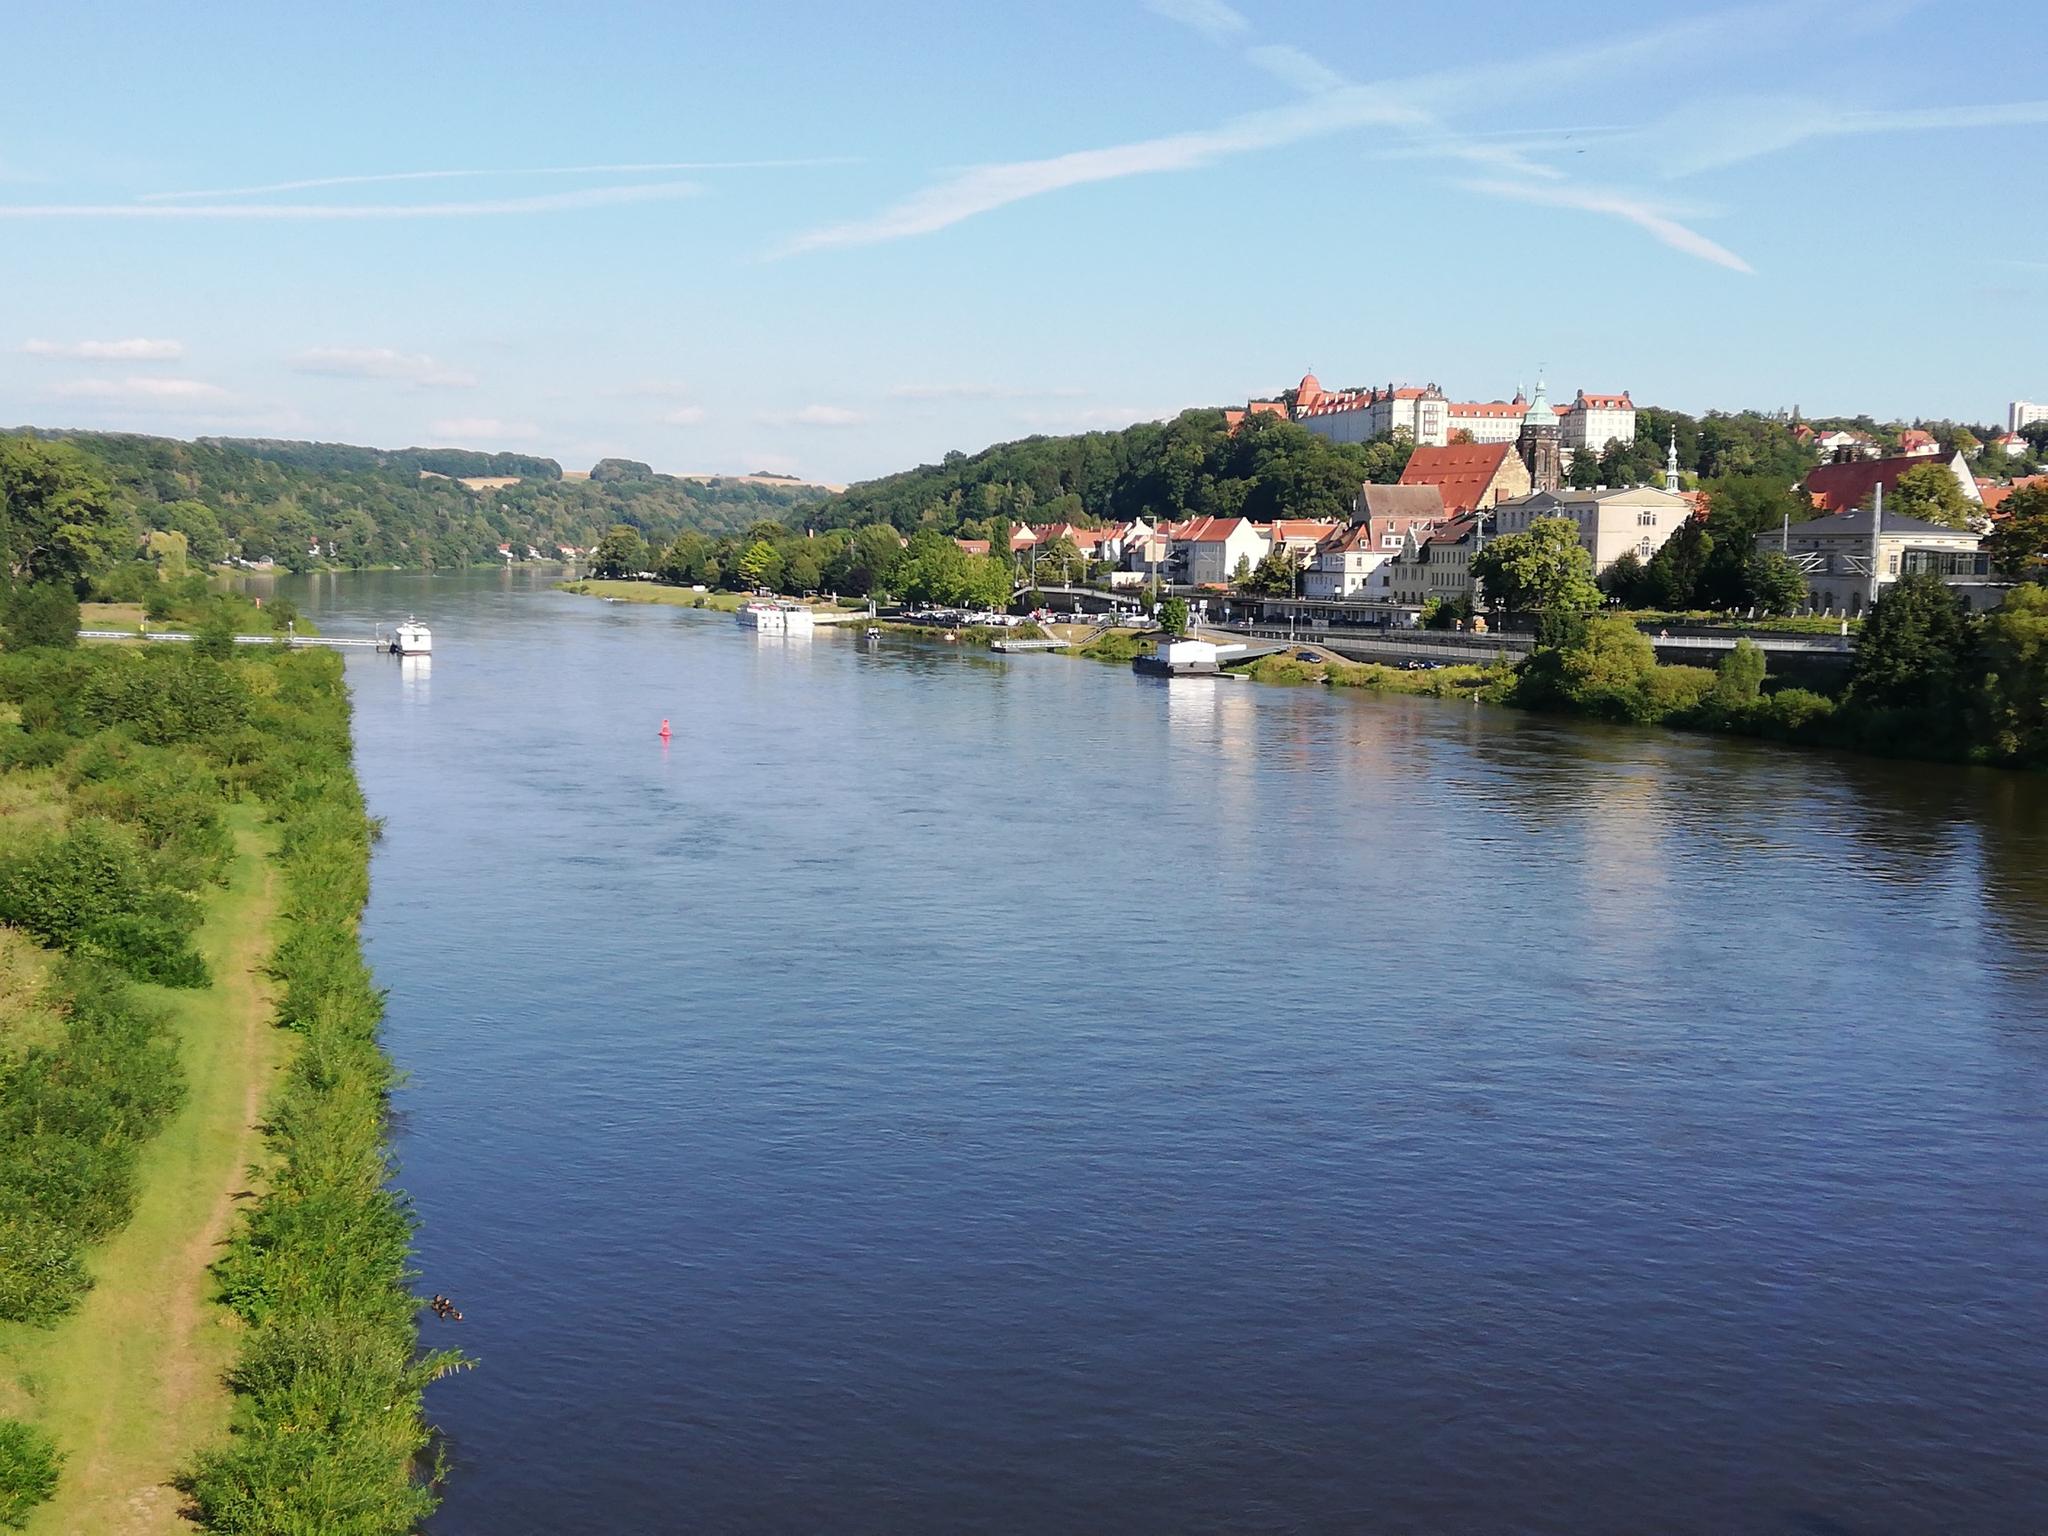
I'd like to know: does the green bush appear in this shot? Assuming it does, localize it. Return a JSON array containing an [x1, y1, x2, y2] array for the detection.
[[2, 585, 79, 652], [0, 819, 207, 985], [0, 1419, 61, 1529]]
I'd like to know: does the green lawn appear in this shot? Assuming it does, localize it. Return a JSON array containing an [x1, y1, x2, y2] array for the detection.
[[558, 578, 749, 611], [0, 807, 286, 1536]]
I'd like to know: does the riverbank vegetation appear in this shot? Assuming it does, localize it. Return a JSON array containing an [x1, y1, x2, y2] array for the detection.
[[0, 613, 458, 1527]]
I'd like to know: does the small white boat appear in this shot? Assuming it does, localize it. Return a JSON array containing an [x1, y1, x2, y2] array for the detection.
[[736, 601, 815, 635], [389, 618, 432, 655]]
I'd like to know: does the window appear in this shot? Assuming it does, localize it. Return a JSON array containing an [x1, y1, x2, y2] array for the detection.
[[1639, 538, 1653, 558]]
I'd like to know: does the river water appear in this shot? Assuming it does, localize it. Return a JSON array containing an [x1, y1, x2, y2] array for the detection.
[[268, 568, 2048, 1534]]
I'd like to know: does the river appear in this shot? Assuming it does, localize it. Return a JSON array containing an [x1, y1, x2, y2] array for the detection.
[[264, 567, 2048, 1534]]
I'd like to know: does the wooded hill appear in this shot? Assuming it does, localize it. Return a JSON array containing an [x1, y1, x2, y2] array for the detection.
[[6, 429, 830, 572]]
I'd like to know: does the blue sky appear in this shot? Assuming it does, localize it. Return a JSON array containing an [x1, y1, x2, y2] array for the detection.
[[3, 0, 2043, 484]]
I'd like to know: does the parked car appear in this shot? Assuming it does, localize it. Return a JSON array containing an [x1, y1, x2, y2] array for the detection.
[[1295, 650, 1320, 662]]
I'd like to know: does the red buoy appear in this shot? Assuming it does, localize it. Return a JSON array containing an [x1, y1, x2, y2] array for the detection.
[[658, 718, 672, 741]]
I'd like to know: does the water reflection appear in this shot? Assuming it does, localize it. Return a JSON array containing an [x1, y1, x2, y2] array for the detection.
[[400, 654, 431, 703]]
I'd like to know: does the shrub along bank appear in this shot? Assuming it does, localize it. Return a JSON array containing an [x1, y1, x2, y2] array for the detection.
[[0, 637, 459, 1530]]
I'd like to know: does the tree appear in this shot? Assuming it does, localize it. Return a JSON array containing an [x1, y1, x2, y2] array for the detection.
[[736, 540, 783, 591], [1645, 520, 1714, 609], [1889, 463, 1975, 531], [657, 530, 712, 585], [1975, 583, 2048, 764], [2, 582, 80, 650], [1599, 549, 1650, 607], [0, 437, 124, 590], [1712, 638, 1767, 707], [839, 522, 905, 596], [1231, 553, 1252, 586], [1567, 447, 1601, 488], [192, 601, 239, 660], [1845, 572, 1971, 719], [782, 548, 821, 595], [1745, 550, 1808, 615], [159, 500, 228, 566], [1238, 550, 1299, 597], [1698, 474, 1813, 605], [1471, 516, 1600, 617], [1983, 482, 2048, 578], [590, 524, 648, 579], [1158, 595, 1190, 636]]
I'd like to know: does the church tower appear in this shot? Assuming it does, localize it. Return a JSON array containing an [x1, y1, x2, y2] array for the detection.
[[1664, 429, 1681, 494], [1516, 376, 1562, 493]]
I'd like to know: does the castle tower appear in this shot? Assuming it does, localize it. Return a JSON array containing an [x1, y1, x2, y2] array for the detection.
[[1517, 376, 1562, 493], [1664, 429, 1681, 494]]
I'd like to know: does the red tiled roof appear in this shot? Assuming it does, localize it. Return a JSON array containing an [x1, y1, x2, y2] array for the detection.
[[1574, 391, 1634, 410], [1897, 429, 1937, 449], [1400, 442, 1518, 515], [1269, 519, 1341, 542], [1804, 453, 1968, 514], [1979, 474, 2047, 516], [955, 538, 991, 555], [1447, 400, 1525, 420]]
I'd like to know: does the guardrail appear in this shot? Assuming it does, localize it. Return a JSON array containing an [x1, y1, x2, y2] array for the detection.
[[78, 630, 378, 648]]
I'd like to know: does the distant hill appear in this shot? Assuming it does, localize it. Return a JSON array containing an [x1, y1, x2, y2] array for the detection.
[[9, 428, 831, 571]]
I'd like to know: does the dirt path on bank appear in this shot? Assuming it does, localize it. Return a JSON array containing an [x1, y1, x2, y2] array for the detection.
[[7, 815, 284, 1536]]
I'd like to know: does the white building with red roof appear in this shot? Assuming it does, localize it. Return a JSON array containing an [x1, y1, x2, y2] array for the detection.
[[1172, 516, 1272, 587], [1896, 428, 1941, 458], [1559, 390, 1637, 452], [1446, 395, 1529, 444]]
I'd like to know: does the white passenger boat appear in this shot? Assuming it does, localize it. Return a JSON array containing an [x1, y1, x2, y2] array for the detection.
[[389, 618, 433, 655], [736, 601, 816, 635]]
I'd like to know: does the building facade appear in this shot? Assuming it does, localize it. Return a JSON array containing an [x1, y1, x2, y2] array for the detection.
[[1516, 381, 1564, 493], [1494, 486, 1693, 575], [1761, 508, 1984, 615], [2010, 401, 2048, 434], [1558, 391, 1637, 451], [1399, 442, 1532, 516]]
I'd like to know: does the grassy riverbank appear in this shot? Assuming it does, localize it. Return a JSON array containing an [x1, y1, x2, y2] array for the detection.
[[557, 578, 747, 611], [0, 808, 283, 1534], [0, 641, 458, 1531]]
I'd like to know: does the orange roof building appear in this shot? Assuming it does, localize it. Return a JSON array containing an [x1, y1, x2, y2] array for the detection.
[[1398, 442, 1532, 515], [1805, 452, 1980, 514]]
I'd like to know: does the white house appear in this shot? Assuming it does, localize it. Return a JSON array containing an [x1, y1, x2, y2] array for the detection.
[[1762, 506, 1984, 615], [1173, 516, 1271, 587], [1446, 396, 1528, 444], [1494, 486, 1693, 575], [1559, 391, 1637, 452]]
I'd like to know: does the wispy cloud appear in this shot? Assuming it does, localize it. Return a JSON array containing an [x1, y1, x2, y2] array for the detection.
[[775, 90, 1425, 255], [759, 404, 865, 427], [1459, 178, 1754, 274], [24, 337, 185, 360], [54, 375, 228, 400], [428, 416, 537, 441], [889, 382, 1089, 401], [142, 159, 858, 202], [1142, 0, 1249, 42], [288, 346, 476, 387], [775, 5, 1778, 259], [0, 182, 703, 219], [1655, 94, 2048, 177], [659, 405, 708, 426], [1245, 44, 1346, 95]]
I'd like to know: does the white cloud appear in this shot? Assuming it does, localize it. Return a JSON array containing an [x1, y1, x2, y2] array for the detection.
[[143, 159, 858, 202], [772, 5, 1775, 257], [53, 375, 228, 400], [1245, 45, 1346, 95], [1459, 178, 1755, 274], [889, 383, 1089, 401], [289, 346, 477, 387], [659, 405, 708, 425], [24, 337, 185, 361], [775, 89, 1426, 255], [1142, 0, 1250, 42], [1654, 94, 2048, 177], [0, 182, 703, 220], [759, 404, 865, 427], [428, 416, 538, 441]]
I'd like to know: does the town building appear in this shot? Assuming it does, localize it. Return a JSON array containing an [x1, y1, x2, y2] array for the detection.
[[1446, 395, 1528, 444], [1399, 441, 1532, 516], [1294, 374, 1451, 447], [1515, 380, 1564, 493], [1493, 486, 1693, 575], [1806, 427, 1881, 461], [1805, 452, 1981, 514], [1761, 506, 1985, 615], [2010, 400, 2048, 435], [1989, 433, 2031, 457], [1558, 391, 1637, 452], [1896, 428, 1941, 458], [1303, 486, 1445, 599], [1173, 516, 1271, 587]]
